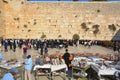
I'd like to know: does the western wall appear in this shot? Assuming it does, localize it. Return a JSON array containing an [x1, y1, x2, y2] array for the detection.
[[0, 0, 120, 40]]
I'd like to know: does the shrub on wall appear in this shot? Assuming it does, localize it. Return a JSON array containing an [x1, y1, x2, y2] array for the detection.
[[28, 29, 31, 32], [81, 22, 89, 32], [33, 22, 37, 25], [21, 1, 24, 4], [85, 28, 89, 32], [81, 22, 90, 32], [81, 22, 87, 29], [2, 0, 8, 4], [93, 29, 99, 36], [97, 9, 100, 13], [92, 24, 100, 29], [24, 24, 27, 28], [41, 33, 46, 39], [92, 24, 100, 36], [73, 34, 79, 40], [58, 35, 62, 38], [108, 24, 116, 32]]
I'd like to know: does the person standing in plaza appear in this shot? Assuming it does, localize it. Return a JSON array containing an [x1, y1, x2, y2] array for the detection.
[[0, 51, 3, 62], [24, 55, 32, 80], [13, 40, 16, 52], [62, 49, 73, 77], [4, 40, 8, 52], [23, 45, 28, 59], [0, 40, 2, 52], [2, 68, 19, 80]]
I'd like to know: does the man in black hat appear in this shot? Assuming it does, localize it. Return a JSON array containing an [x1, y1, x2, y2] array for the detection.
[[62, 49, 73, 77]]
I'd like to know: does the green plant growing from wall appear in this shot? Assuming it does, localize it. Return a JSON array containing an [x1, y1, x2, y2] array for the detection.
[[108, 24, 116, 32], [108, 24, 116, 35], [34, 19, 36, 21], [14, 17, 19, 20], [85, 28, 89, 32], [73, 34, 79, 40], [16, 17, 19, 21], [2, 0, 8, 4], [81, 22, 89, 37], [58, 35, 62, 38], [93, 29, 99, 36], [116, 24, 120, 27], [41, 33, 46, 39], [28, 29, 31, 32], [81, 22, 87, 29], [92, 24, 100, 36], [33, 19, 37, 25], [21, 1, 24, 4], [14, 17, 20, 29], [33, 22, 37, 25], [97, 9, 100, 13], [14, 17, 20, 21], [81, 22, 89, 31], [24, 24, 27, 28], [92, 24, 100, 29], [28, 22, 30, 24]]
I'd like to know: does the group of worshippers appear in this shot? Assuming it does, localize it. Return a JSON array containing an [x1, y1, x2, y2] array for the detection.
[[2, 39, 49, 55], [1, 39, 80, 53]]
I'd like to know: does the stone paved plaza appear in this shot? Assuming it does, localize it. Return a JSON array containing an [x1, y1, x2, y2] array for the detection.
[[0, 45, 115, 80], [1, 45, 114, 63]]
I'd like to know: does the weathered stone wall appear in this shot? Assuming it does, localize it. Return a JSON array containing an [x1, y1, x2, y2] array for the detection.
[[0, 0, 120, 40], [0, 0, 5, 38]]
